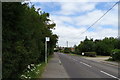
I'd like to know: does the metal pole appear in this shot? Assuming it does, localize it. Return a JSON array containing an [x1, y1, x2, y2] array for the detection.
[[67, 41, 68, 48], [45, 41, 47, 63]]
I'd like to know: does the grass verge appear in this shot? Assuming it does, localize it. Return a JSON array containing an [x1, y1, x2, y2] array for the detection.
[[20, 55, 53, 79]]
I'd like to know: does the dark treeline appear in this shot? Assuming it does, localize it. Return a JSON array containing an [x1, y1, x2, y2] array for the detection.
[[75, 36, 120, 56], [2, 2, 58, 78]]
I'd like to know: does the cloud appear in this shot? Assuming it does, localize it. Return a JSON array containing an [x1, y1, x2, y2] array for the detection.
[[28, 0, 118, 2], [50, 2, 118, 47], [32, 2, 118, 47], [52, 22, 117, 47], [54, 2, 97, 15], [75, 7, 118, 27]]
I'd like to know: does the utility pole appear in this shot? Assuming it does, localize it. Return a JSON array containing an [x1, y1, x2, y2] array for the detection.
[[45, 41, 47, 63], [45, 37, 50, 64], [67, 41, 68, 48]]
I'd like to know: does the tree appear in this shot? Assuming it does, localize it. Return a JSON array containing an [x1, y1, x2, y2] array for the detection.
[[76, 37, 94, 55], [75, 37, 118, 56], [2, 2, 58, 79]]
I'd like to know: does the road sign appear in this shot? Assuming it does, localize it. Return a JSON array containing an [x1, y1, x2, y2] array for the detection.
[[46, 37, 50, 41], [45, 37, 50, 64]]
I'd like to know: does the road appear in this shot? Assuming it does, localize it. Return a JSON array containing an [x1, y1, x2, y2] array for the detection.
[[57, 52, 119, 79]]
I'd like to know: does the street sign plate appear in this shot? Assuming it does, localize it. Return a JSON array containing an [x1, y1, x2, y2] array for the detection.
[[46, 37, 50, 41]]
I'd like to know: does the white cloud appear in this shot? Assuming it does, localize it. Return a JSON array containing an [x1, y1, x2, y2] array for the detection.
[[75, 8, 118, 27], [52, 24, 86, 47], [52, 22, 118, 47], [28, 0, 118, 2], [50, 2, 118, 47], [32, 2, 118, 47], [55, 2, 97, 15]]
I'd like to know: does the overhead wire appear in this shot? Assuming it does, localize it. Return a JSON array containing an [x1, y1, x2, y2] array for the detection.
[[79, 0, 119, 35]]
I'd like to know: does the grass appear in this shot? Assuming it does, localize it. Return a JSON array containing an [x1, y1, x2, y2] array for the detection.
[[69, 53, 82, 57], [20, 55, 53, 79], [67, 53, 119, 63], [20, 62, 46, 79], [105, 58, 113, 61], [95, 55, 110, 57], [64, 53, 70, 54], [106, 57, 120, 62], [69, 53, 111, 58]]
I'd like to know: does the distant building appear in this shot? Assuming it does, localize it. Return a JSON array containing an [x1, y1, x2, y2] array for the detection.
[[70, 47, 75, 52]]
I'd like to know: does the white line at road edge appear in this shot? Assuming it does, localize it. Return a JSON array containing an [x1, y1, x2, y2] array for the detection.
[[80, 62, 92, 67], [100, 71, 120, 80]]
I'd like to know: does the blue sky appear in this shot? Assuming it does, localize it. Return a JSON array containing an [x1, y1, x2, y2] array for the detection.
[[31, 1, 118, 47]]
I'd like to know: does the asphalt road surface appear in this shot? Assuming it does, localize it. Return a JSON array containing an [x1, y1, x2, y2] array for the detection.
[[57, 52, 119, 79]]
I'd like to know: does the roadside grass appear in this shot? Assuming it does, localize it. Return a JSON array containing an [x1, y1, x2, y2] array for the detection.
[[67, 53, 119, 64], [64, 53, 70, 54], [20, 55, 53, 79], [95, 56, 110, 57], [69, 53, 110, 58], [69, 53, 112, 61], [105, 58, 113, 61], [70, 53, 82, 57], [106, 57, 120, 62]]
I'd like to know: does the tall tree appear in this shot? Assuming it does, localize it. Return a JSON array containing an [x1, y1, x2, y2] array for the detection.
[[2, 2, 58, 78]]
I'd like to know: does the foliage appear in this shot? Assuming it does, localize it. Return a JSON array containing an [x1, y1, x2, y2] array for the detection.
[[84, 52, 96, 57], [95, 41, 110, 56], [64, 48, 71, 53], [75, 36, 119, 57], [2, 2, 58, 79], [20, 63, 46, 79], [111, 49, 120, 61]]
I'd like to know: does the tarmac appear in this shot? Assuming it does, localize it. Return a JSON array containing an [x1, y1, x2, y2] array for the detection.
[[82, 56, 118, 66], [41, 53, 69, 78], [41, 53, 119, 78]]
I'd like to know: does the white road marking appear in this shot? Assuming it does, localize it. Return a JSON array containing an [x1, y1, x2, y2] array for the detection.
[[59, 59, 62, 65], [73, 59, 75, 60], [100, 71, 120, 80], [80, 62, 92, 67], [72, 58, 77, 61], [75, 60, 77, 61]]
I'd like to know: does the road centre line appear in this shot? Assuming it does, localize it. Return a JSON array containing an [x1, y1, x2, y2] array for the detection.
[[63, 54, 119, 79], [59, 59, 61, 64], [80, 62, 92, 67], [72, 58, 77, 61], [67, 55, 92, 68], [73, 59, 76, 60], [71, 57, 92, 67], [100, 71, 120, 80]]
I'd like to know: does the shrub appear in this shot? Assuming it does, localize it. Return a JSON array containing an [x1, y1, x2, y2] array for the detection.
[[111, 49, 120, 61], [84, 52, 97, 57], [64, 48, 71, 53], [2, 3, 58, 78]]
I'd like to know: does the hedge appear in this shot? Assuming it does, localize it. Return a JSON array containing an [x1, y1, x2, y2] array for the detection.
[[84, 52, 97, 57], [111, 49, 120, 61], [64, 48, 71, 53]]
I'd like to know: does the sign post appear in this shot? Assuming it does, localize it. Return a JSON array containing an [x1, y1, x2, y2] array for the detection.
[[45, 37, 50, 63]]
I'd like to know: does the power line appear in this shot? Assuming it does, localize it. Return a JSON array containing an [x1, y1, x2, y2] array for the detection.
[[80, 0, 119, 35]]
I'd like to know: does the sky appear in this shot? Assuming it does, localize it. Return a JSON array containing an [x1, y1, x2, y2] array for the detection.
[[29, 1, 118, 47]]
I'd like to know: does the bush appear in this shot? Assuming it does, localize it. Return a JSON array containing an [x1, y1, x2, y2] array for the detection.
[[84, 52, 96, 57], [111, 49, 120, 61], [64, 48, 71, 53], [2, 3, 58, 78]]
